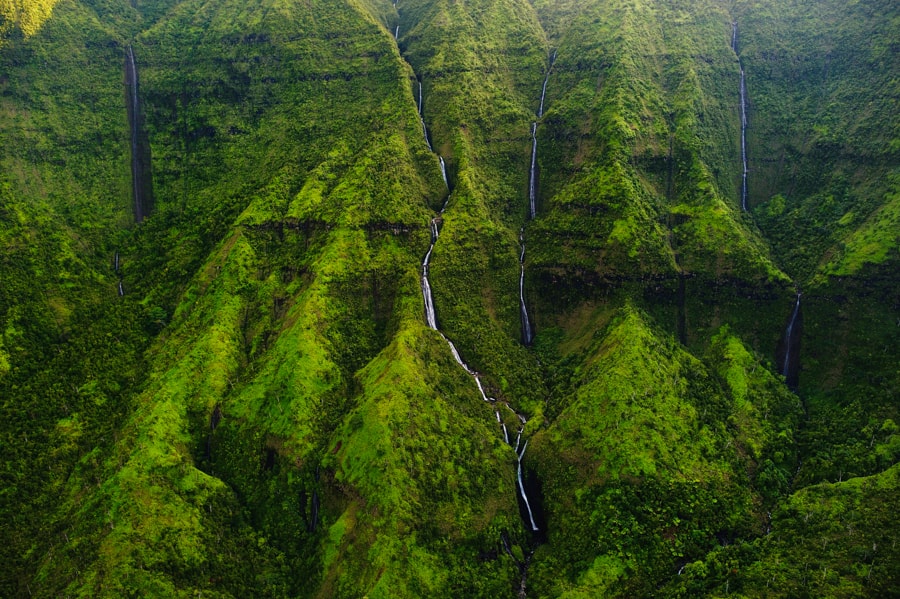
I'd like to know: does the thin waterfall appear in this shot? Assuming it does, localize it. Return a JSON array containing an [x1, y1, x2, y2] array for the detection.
[[528, 51, 556, 219], [125, 45, 153, 222], [417, 79, 433, 151], [439, 156, 447, 186], [516, 440, 539, 531], [395, 25, 400, 40], [519, 231, 533, 345], [528, 122, 538, 219], [739, 68, 748, 211], [537, 50, 556, 118], [422, 218, 440, 330], [309, 491, 320, 533], [521, 51, 557, 343], [732, 22, 749, 212], [779, 293, 802, 389], [114, 251, 124, 297]]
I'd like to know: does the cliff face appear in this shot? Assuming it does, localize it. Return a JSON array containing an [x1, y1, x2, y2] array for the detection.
[[0, 0, 896, 597]]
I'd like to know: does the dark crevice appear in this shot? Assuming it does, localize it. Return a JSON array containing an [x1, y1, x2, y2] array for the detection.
[[125, 45, 154, 222]]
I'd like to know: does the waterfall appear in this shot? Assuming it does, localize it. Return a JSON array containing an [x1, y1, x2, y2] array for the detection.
[[309, 491, 319, 533], [422, 220, 439, 330], [516, 440, 539, 531], [474, 375, 491, 402], [114, 252, 119, 273], [780, 293, 802, 389], [439, 156, 448, 187], [528, 51, 556, 219], [732, 23, 749, 212], [520, 51, 556, 344], [418, 79, 423, 114], [519, 232, 533, 345], [528, 122, 538, 219], [118, 281, 124, 297], [417, 79, 433, 151], [782, 294, 801, 374], [125, 45, 153, 222], [126, 46, 141, 221], [395, 25, 400, 40], [444, 337, 475, 374], [740, 68, 748, 211], [537, 50, 555, 118]]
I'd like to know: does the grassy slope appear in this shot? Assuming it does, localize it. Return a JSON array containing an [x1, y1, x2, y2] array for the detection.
[[527, 305, 802, 596]]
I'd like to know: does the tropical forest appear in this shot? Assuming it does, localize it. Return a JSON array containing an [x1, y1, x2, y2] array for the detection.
[[0, 0, 898, 596]]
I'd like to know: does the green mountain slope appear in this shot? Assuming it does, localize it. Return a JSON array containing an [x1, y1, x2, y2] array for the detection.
[[0, 0, 897, 597]]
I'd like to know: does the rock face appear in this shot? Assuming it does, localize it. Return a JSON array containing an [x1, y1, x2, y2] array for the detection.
[[0, 0, 897, 597]]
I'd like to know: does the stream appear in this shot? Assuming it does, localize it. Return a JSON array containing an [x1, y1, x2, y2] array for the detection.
[[395, 13, 545, 596]]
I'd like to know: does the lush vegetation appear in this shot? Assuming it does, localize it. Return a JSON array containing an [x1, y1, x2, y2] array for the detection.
[[0, 0, 897, 596]]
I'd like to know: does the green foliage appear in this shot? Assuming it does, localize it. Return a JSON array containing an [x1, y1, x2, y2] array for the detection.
[[527, 305, 792, 596], [665, 463, 900, 597], [738, 0, 900, 280], [0, 0, 60, 40]]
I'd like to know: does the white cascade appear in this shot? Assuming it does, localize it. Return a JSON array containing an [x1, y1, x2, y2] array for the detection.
[[528, 122, 538, 219], [519, 232, 533, 344], [126, 46, 143, 221], [417, 80, 433, 151], [399, 34, 541, 556], [782, 293, 801, 376], [517, 440, 539, 531]]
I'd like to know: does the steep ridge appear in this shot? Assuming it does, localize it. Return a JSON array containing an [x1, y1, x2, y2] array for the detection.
[[22, 0, 539, 595], [527, 307, 802, 595]]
